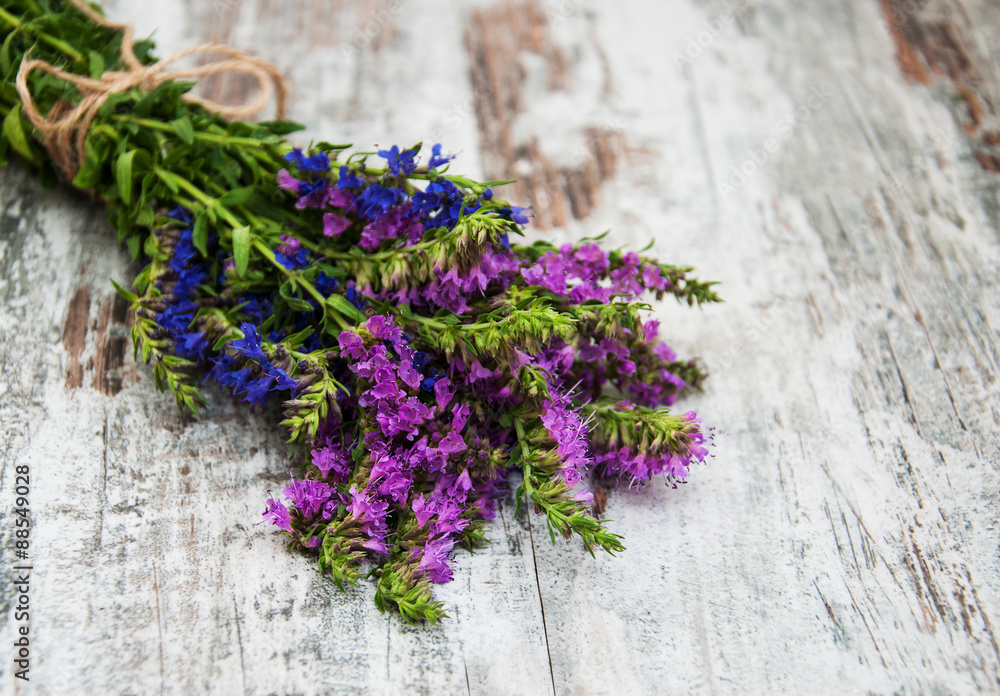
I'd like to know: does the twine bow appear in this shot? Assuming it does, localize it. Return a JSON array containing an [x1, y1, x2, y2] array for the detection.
[[14, 0, 289, 179]]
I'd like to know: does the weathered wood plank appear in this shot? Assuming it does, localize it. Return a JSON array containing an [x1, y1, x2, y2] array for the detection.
[[1, 0, 999, 694]]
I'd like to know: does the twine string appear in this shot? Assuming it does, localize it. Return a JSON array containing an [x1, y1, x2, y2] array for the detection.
[[14, 0, 289, 178]]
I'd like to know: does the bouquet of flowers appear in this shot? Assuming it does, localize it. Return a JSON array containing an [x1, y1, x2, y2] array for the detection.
[[0, 0, 719, 622]]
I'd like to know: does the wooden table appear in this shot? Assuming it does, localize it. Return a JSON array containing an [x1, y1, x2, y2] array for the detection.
[[2, 0, 999, 693]]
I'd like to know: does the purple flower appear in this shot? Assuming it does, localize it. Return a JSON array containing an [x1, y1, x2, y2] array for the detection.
[[323, 212, 350, 237], [277, 234, 301, 255], [326, 187, 355, 209], [346, 485, 390, 553], [418, 536, 456, 583], [434, 378, 455, 411], [338, 331, 367, 360], [438, 432, 467, 454], [284, 478, 334, 519], [642, 264, 668, 292], [358, 206, 424, 251], [540, 392, 592, 475], [366, 314, 403, 342], [263, 495, 292, 532], [277, 169, 300, 193], [312, 445, 351, 482]]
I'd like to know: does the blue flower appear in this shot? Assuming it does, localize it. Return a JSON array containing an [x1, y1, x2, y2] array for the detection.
[[301, 332, 322, 353], [346, 281, 366, 311], [167, 208, 194, 225], [356, 184, 403, 221], [244, 374, 276, 406], [337, 166, 363, 190], [298, 176, 327, 198], [205, 354, 238, 385], [411, 351, 428, 370], [231, 323, 267, 363], [378, 145, 418, 177], [237, 296, 273, 324], [284, 148, 330, 172], [173, 265, 208, 299], [269, 367, 299, 392], [428, 144, 455, 169], [169, 229, 198, 272], [176, 331, 209, 360], [411, 179, 472, 230], [157, 300, 198, 332], [274, 248, 310, 270], [315, 273, 339, 295], [218, 366, 254, 395], [500, 206, 531, 226]]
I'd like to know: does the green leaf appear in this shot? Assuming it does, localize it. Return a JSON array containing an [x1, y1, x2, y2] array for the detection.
[[284, 326, 315, 348], [259, 119, 307, 135], [478, 179, 517, 187], [193, 211, 209, 258], [212, 333, 236, 351], [326, 294, 365, 323], [3, 104, 33, 161], [88, 51, 106, 80], [135, 205, 155, 228], [72, 138, 103, 189], [232, 225, 251, 277], [1, 32, 18, 80], [109, 277, 138, 303], [115, 149, 138, 206], [287, 297, 315, 313], [127, 234, 141, 261], [315, 141, 352, 152], [169, 116, 195, 145], [220, 186, 255, 207]]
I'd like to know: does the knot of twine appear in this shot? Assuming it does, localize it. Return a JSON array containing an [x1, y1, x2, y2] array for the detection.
[[15, 0, 289, 179]]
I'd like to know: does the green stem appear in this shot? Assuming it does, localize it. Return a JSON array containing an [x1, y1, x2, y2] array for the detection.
[[251, 238, 351, 331], [115, 115, 288, 151], [0, 6, 86, 61]]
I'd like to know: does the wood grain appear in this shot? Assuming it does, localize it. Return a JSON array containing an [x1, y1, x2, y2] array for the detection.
[[880, 0, 1000, 170], [2, 0, 1000, 694], [466, 0, 626, 227]]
